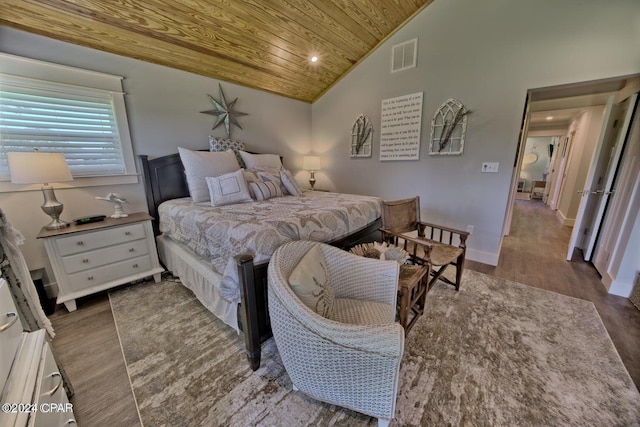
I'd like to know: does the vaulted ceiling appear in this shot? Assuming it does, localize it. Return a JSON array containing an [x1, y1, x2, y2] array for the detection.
[[0, 0, 433, 103]]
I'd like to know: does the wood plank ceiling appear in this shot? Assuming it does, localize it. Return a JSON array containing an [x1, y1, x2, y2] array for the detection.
[[0, 0, 433, 103]]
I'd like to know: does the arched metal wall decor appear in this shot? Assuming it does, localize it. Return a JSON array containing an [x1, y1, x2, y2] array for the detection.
[[351, 114, 373, 158], [429, 98, 471, 156]]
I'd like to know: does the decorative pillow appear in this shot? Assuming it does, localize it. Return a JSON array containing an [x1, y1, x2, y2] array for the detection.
[[178, 147, 240, 202], [248, 181, 282, 201], [205, 169, 252, 207], [280, 168, 303, 196], [288, 244, 335, 318], [209, 136, 246, 168], [239, 150, 282, 169], [244, 166, 288, 196]]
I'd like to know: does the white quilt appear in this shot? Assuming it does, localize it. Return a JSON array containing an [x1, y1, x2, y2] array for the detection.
[[159, 190, 382, 303]]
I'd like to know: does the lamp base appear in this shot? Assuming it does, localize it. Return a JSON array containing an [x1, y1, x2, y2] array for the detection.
[[309, 171, 316, 190], [41, 185, 69, 230], [45, 218, 70, 230]]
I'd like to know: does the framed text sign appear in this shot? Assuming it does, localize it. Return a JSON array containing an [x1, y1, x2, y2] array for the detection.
[[379, 92, 423, 161]]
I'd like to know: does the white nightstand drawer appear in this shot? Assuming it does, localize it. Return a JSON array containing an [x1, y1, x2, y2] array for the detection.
[[62, 239, 150, 274], [33, 342, 75, 427], [0, 279, 23, 393], [67, 255, 152, 292], [55, 222, 146, 256]]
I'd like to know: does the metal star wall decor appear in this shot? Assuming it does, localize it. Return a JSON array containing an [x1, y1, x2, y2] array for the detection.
[[200, 83, 248, 138]]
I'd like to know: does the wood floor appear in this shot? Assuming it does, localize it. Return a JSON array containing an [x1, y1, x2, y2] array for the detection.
[[48, 199, 640, 426]]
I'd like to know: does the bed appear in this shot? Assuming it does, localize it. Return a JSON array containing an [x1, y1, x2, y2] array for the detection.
[[138, 151, 382, 370]]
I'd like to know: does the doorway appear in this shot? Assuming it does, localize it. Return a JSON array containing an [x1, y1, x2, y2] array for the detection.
[[504, 74, 640, 295]]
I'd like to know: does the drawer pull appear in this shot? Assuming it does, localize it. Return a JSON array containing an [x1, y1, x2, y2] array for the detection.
[[0, 312, 18, 332], [129, 248, 135, 252], [46, 372, 63, 396], [82, 258, 90, 263], [125, 231, 132, 236], [87, 276, 94, 281], [132, 263, 138, 268], [66, 419, 77, 426], [76, 241, 84, 246]]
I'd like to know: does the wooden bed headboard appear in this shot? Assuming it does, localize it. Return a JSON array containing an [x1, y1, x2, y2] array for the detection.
[[138, 153, 189, 235]]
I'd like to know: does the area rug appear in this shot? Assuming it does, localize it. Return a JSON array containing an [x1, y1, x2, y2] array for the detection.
[[109, 270, 640, 426]]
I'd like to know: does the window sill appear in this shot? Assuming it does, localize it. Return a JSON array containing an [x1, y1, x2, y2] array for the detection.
[[0, 174, 139, 193]]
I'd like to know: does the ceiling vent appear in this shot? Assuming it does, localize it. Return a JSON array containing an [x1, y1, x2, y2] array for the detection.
[[391, 38, 417, 73]]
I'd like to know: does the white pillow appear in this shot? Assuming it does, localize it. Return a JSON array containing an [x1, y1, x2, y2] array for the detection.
[[239, 151, 282, 169], [205, 169, 252, 207], [280, 168, 303, 196], [208, 136, 246, 167], [178, 147, 240, 202], [249, 181, 282, 201], [288, 244, 335, 318]]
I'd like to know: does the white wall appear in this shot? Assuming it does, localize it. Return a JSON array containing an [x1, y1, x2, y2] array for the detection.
[[0, 26, 312, 285], [312, 0, 640, 265]]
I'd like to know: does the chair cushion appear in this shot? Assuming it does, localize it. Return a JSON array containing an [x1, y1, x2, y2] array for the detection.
[[288, 244, 335, 318], [405, 238, 463, 266], [331, 298, 395, 326]]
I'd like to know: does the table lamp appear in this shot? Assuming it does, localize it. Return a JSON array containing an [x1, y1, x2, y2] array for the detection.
[[7, 151, 73, 230], [302, 156, 321, 190]]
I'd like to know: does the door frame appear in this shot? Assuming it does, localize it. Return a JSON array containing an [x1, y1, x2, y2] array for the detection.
[[503, 95, 530, 237]]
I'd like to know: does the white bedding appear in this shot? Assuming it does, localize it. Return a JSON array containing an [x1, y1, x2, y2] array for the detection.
[[158, 190, 382, 304]]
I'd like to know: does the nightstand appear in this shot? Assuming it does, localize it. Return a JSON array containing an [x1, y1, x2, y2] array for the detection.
[[37, 212, 164, 312]]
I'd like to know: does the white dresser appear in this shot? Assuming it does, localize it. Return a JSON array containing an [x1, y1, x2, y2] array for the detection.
[[38, 213, 164, 311], [0, 279, 76, 426]]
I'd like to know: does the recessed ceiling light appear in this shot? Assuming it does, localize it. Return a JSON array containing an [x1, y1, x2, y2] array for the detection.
[[545, 116, 554, 121], [310, 56, 318, 63]]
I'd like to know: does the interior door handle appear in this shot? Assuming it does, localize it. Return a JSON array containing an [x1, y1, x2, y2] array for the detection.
[[0, 312, 18, 332]]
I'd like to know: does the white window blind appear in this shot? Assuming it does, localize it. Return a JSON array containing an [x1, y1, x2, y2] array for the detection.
[[0, 74, 127, 179]]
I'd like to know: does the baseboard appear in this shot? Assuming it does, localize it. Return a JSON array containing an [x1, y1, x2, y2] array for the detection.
[[467, 248, 499, 266], [609, 279, 633, 298], [555, 210, 575, 227], [601, 271, 614, 291]]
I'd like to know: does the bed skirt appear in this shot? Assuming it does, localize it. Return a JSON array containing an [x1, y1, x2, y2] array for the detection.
[[156, 234, 239, 332]]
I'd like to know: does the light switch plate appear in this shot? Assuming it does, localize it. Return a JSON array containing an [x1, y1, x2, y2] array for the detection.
[[482, 162, 499, 173]]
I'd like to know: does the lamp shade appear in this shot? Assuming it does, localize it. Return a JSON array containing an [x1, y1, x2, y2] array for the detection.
[[302, 156, 321, 171], [7, 152, 73, 184]]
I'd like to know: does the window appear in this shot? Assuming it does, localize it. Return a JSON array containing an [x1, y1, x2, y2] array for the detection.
[[0, 53, 137, 189]]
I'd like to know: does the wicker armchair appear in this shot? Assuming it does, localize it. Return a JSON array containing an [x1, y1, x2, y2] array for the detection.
[[267, 241, 404, 427]]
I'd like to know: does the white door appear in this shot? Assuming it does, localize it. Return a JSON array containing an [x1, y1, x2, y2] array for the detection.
[[565, 94, 637, 260], [548, 135, 570, 210], [583, 94, 637, 260], [544, 136, 560, 207], [566, 96, 615, 260], [593, 105, 640, 278]]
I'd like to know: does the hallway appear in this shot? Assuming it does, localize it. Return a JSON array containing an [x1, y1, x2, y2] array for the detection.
[[468, 199, 640, 389]]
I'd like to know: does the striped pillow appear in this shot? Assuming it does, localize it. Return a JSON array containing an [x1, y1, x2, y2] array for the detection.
[[249, 181, 282, 201]]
